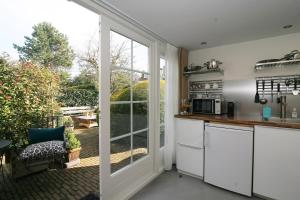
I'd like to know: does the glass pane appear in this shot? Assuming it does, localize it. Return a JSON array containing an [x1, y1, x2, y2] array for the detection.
[[110, 31, 131, 69], [160, 101, 165, 124], [133, 131, 148, 161], [111, 136, 131, 173], [160, 125, 165, 147], [133, 41, 148, 72], [160, 58, 166, 80], [110, 104, 131, 138], [133, 103, 148, 132], [110, 69, 131, 101], [132, 72, 149, 101], [160, 80, 165, 101]]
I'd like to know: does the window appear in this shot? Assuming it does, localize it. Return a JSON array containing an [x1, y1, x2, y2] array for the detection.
[[110, 31, 149, 173], [160, 58, 166, 147]]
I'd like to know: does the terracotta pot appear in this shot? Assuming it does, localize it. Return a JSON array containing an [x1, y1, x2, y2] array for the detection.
[[67, 147, 81, 162]]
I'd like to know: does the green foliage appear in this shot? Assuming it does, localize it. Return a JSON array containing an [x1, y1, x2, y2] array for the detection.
[[68, 72, 97, 90], [111, 80, 165, 114], [13, 22, 74, 71], [110, 70, 131, 99], [160, 80, 165, 100], [57, 88, 98, 107], [0, 56, 60, 146], [65, 130, 81, 150], [63, 116, 74, 127], [58, 71, 98, 107]]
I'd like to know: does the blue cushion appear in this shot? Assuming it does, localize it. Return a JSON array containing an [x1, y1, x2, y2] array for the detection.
[[28, 126, 65, 144]]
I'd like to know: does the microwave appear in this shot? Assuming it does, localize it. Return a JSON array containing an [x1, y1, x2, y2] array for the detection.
[[192, 98, 224, 115]]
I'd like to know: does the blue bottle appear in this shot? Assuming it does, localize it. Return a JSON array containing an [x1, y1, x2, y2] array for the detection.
[[262, 105, 272, 120]]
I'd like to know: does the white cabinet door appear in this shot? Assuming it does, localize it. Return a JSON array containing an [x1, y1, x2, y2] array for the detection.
[[176, 118, 204, 148], [176, 119, 204, 177], [177, 144, 203, 177], [204, 124, 253, 196], [254, 126, 300, 200]]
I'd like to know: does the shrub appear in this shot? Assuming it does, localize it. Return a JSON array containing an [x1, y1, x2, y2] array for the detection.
[[63, 116, 74, 127], [0, 56, 60, 146], [65, 130, 81, 150], [57, 88, 98, 107], [111, 80, 165, 114]]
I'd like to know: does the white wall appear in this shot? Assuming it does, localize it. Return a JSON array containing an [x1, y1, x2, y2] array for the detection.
[[189, 32, 300, 81]]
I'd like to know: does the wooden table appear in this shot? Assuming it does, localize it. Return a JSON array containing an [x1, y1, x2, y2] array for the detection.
[[76, 115, 98, 128], [0, 139, 11, 180]]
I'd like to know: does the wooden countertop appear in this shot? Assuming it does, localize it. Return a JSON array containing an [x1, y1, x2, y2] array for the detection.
[[175, 114, 300, 129]]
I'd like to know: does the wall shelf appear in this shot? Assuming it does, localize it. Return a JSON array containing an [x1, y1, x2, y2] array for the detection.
[[189, 79, 223, 99], [184, 68, 224, 77], [254, 59, 300, 71]]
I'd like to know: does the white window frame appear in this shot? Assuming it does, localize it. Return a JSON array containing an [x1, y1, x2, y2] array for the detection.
[[110, 31, 151, 172]]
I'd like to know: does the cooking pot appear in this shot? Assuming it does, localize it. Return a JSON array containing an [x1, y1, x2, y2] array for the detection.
[[205, 59, 222, 69]]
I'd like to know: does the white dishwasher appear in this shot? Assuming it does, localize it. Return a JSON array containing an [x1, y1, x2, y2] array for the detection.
[[204, 123, 253, 197]]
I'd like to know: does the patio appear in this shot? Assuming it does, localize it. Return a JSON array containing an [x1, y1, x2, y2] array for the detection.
[[0, 127, 99, 200]]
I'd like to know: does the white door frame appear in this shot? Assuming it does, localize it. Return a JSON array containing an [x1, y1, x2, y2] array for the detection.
[[100, 15, 162, 200], [69, 1, 165, 198]]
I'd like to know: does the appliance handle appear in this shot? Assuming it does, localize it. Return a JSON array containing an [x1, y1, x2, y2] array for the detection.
[[177, 143, 203, 150], [205, 125, 253, 133]]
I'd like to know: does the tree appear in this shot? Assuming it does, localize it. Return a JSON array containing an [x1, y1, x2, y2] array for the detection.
[[77, 33, 131, 90], [13, 22, 74, 71]]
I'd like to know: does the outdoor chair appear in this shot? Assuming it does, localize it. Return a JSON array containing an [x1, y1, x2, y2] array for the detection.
[[11, 126, 67, 179]]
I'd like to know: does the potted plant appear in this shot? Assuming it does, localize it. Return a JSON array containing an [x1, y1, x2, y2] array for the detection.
[[65, 130, 81, 165], [63, 116, 74, 131]]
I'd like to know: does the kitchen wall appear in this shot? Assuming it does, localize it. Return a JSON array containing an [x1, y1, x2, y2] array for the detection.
[[188, 32, 300, 117]]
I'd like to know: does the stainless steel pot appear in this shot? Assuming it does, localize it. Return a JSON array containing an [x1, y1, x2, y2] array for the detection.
[[206, 59, 222, 69]]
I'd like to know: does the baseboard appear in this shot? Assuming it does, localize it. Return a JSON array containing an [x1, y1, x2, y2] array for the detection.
[[253, 193, 275, 200], [177, 170, 203, 180]]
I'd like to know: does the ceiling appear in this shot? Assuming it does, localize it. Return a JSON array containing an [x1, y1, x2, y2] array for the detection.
[[102, 0, 300, 50]]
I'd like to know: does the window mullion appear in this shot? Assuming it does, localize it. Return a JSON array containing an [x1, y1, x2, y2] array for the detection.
[[130, 39, 134, 164]]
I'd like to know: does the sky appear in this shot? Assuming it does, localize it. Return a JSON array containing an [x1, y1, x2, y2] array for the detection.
[[0, 0, 99, 77]]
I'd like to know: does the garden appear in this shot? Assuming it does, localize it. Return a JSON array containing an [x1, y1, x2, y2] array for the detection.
[[0, 22, 99, 149]]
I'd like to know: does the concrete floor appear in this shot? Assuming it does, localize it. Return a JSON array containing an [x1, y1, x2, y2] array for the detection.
[[131, 170, 263, 200]]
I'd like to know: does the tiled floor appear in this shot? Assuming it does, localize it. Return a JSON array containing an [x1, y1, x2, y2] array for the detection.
[[0, 127, 100, 200], [131, 170, 263, 200]]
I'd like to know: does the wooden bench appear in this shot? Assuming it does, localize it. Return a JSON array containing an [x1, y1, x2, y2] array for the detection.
[[61, 106, 96, 116]]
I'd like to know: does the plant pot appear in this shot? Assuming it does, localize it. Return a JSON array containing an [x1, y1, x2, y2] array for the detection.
[[67, 147, 81, 162]]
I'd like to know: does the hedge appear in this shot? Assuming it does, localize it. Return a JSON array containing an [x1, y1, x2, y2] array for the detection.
[[58, 88, 98, 107]]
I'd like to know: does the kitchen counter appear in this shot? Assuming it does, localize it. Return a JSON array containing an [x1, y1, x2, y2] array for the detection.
[[175, 114, 300, 129]]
